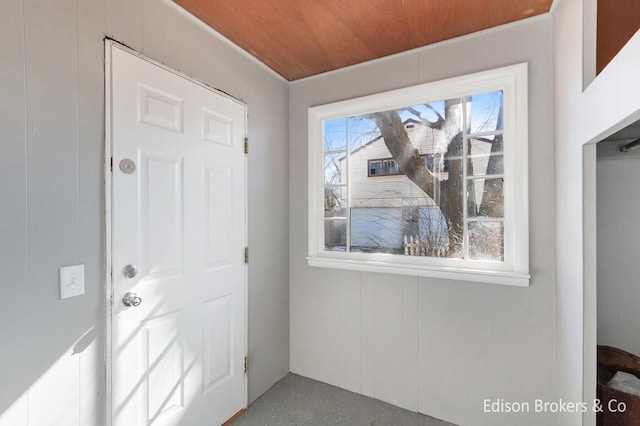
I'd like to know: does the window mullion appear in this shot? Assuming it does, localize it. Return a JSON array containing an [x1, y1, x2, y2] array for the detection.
[[466, 174, 505, 180], [462, 97, 470, 260], [345, 118, 351, 253], [467, 129, 504, 138], [466, 217, 504, 222]]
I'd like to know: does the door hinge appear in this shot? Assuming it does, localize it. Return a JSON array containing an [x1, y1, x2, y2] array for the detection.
[[244, 356, 249, 374], [110, 157, 113, 172], [244, 137, 249, 154], [244, 247, 249, 264]]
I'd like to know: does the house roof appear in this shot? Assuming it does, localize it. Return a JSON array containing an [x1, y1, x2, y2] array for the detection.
[[345, 118, 423, 158]]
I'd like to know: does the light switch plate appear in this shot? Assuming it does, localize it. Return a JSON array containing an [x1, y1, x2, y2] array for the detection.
[[60, 264, 85, 299]]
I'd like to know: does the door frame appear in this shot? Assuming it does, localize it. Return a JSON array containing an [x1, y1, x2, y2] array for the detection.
[[104, 38, 249, 426], [581, 108, 640, 426]]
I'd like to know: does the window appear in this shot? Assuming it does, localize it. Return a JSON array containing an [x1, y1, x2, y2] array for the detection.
[[369, 155, 444, 177], [368, 158, 402, 177], [308, 63, 530, 286]]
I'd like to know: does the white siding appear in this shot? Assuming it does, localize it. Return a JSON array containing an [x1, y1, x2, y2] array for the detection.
[[0, 1, 289, 425], [345, 123, 493, 209], [346, 123, 443, 207]]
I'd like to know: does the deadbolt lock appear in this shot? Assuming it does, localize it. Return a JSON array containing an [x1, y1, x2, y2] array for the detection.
[[122, 264, 138, 279], [119, 159, 136, 174]]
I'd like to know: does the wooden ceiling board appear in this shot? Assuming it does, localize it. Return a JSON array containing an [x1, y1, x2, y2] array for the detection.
[[174, 0, 553, 80], [597, 0, 640, 74]]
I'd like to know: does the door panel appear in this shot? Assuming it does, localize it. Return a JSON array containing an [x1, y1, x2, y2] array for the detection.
[[204, 165, 233, 268], [202, 109, 233, 146], [141, 153, 184, 277], [108, 42, 246, 426], [137, 84, 184, 133], [203, 295, 233, 392], [143, 311, 184, 423]]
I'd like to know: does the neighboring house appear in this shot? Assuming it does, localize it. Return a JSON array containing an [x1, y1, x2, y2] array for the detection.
[[340, 118, 494, 251]]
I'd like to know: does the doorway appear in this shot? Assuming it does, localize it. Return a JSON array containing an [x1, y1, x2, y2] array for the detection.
[[584, 113, 640, 425]]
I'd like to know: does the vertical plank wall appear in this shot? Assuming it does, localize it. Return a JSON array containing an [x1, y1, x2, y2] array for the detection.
[[24, 1, 82, 425], [597, 155, 640, 357], [0, 1, 28, 424], [289, 17, 555, 426], [554, 0, 640, 422], [0, 1, 290, 425]]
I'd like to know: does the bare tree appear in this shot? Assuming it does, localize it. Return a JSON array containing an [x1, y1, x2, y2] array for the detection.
[[365, 96, 503, 255]]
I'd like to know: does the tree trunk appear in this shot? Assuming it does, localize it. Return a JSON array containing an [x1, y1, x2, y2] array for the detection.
[[366, 110, 438, 197], [439, 99, 464, 253], [367, 93, 506, 257], [478, 100, 504, 218], [367, 98, 465, 254]]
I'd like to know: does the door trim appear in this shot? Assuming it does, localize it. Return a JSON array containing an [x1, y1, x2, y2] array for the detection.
[[104, 38, 249, 426]]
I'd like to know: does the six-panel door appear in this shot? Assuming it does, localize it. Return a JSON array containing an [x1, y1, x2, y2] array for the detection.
[[109, 44, 246, 426]]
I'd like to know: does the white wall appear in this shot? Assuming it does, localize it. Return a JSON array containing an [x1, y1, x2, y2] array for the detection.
[[290, 17, 555, 426], [0, 1, 289, 425], [553, 0, 640, 425], [596, 153, 640, 357]]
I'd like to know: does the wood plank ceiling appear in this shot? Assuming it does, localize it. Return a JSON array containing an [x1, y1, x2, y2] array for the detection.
[[174, 0, 554, 81]]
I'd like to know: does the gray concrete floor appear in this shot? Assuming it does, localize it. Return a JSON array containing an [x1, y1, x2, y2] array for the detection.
[[232, 374, 455, 426]]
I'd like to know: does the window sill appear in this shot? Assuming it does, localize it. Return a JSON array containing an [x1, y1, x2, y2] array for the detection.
[[306, 256, 530, 287]]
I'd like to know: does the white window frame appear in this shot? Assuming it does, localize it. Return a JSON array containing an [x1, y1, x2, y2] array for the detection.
[[307, 63, 530, 287]]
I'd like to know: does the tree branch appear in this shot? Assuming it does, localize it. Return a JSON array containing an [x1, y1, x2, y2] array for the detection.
[[424, 103, 445, 122], [403, 106, 444, 130]]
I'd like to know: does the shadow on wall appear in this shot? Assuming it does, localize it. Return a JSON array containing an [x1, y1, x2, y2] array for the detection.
[[0, 326, 102, 425], [0, 286, 203, 425]]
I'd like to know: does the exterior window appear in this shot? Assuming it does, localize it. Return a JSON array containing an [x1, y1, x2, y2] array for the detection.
[[368, 158, 402, 177], [308, 63, 529, 286], [369, 160, 382, 176]]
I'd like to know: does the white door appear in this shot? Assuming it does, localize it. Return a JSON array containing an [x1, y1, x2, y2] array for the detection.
[[107, 42, 247, 426]]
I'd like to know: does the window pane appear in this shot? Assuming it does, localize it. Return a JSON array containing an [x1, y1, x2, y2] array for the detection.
[[324, 153, 345, 184], [383, 159, 398, 175], [324, 118, 347, 151], [350, 207, 402, 253], [468, 221, 504, 261], [412, 205, 456, 258], [468, 135, 503, 177], [326, 97, 484, 260], [368, 160, 382, 176], [349, 115, 380, 152], [429, 158, 464, 257], [324, 186, 346, 216], [469, 91, 503, 134], [324, 220, 346, 251], [347, 101, 463, 258], [467, 178, 504, 218], [468, 154, 504, 177], [469, 135, 499, 155]]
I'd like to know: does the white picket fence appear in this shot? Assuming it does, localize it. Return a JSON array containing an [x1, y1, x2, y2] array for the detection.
[[403, 235, 446, 257]]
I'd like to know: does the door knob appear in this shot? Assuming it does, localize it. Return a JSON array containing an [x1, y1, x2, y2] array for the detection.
[[122, 292, 142, 307], [122, 264, 138, 278]]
